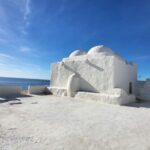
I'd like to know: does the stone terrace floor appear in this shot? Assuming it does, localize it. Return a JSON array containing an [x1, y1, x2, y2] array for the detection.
[[0, 95, 150, 150]]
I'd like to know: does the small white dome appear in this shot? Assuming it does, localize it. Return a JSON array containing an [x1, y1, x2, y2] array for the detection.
[[69, 50, 86, 58], [88, 45, 113, 55]]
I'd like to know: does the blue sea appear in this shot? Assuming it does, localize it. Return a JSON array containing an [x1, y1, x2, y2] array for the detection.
[[0, 77, 50, 90]]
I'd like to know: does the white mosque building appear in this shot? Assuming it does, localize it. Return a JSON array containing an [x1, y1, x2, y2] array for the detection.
[[50, 45, 150, 105]]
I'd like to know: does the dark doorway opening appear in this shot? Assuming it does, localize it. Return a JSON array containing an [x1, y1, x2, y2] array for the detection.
[[129, 82, 132, 94]]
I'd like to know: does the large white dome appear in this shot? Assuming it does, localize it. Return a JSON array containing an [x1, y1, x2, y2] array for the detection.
[[69, 50, 86, 58], [88, 45, 113, 55]]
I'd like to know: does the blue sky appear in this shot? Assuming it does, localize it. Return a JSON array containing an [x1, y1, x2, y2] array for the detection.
[[0, 0, 150, 80]]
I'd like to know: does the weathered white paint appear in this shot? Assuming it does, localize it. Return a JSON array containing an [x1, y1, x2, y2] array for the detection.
[[50, 45, 137, 104], [28, 86, 51, 95], [0, 86, 21, 97]]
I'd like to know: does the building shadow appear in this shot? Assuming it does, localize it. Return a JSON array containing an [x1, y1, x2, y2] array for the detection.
[[79, 76, 99, 93], [126, 99, 150, 108], [0, 94, 33, 104], [62, 62, 99, 93]]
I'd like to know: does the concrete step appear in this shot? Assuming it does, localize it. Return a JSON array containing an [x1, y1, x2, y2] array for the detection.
[[50, 87, 67, 96], [75, 91, 135, 105]]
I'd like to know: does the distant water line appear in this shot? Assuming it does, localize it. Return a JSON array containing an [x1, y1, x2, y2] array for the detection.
[[0, 77, 50, 90]]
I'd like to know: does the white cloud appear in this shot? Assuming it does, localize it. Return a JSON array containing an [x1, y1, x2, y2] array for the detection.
[[20, 46, 31, 52], [23, 0, 31, 31], [24, 0, 31, 21], [0, 0, 32, 45], [0, 53, 15, 60], [135, 55, 150, 60], [12, 0, 31, 22], [0, 61, 49, 79], [0, 52, 49, 79], [0, 1, 49, 79]]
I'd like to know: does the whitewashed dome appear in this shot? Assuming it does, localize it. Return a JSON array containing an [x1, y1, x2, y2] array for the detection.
[[88, 45, 113, 55], [69, 50, 86, 58]]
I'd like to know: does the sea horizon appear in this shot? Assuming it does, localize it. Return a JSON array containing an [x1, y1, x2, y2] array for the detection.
[[0, 77, 50, 90], [0, 76, 50, 81]]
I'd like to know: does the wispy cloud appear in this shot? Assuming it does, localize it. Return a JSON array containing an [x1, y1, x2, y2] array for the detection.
[[0, 0, 32, 46], [135, 55, 150, 60], [0, 52, 48, 79], [20, 46, 32, 52], [0, 53, 15, 60], [12, 0, 31, 24], [0, 0, 49, 79], [0, 53, 16, 68], [22, 0, 32, 34], [24, 0, 31, 21]]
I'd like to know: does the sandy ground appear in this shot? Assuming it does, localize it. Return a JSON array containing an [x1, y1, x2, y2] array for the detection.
[[0, 95, 150, 150]]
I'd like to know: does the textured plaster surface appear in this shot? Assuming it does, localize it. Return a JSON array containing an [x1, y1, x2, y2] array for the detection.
[[113, 56, 137, 94], [51, 55, 115, 93], [50, 45, 137, 104]]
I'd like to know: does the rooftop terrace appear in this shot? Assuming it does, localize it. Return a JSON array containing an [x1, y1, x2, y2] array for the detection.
[[0, 95, 150, 150]]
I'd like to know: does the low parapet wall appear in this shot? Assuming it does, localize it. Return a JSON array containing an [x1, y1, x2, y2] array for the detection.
[[28, 86, 51, 95], [136, 80, 150, 101], [0, 86, 22, 97], [75, 88, 135, 105]]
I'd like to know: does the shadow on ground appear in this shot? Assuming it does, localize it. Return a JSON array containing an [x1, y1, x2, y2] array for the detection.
[[0, 94, 33, 104], [127, 100, 150, 108]]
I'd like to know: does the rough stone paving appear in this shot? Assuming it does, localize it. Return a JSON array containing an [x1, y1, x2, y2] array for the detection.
[[0, 95, 150, 150]]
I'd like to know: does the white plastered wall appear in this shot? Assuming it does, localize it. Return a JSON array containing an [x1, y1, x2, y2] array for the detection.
[[50, 55, 115, 93], [113, 56, 137, 94]]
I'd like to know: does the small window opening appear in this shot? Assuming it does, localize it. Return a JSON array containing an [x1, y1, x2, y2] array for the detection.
[[129, 82, 132, 94]]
